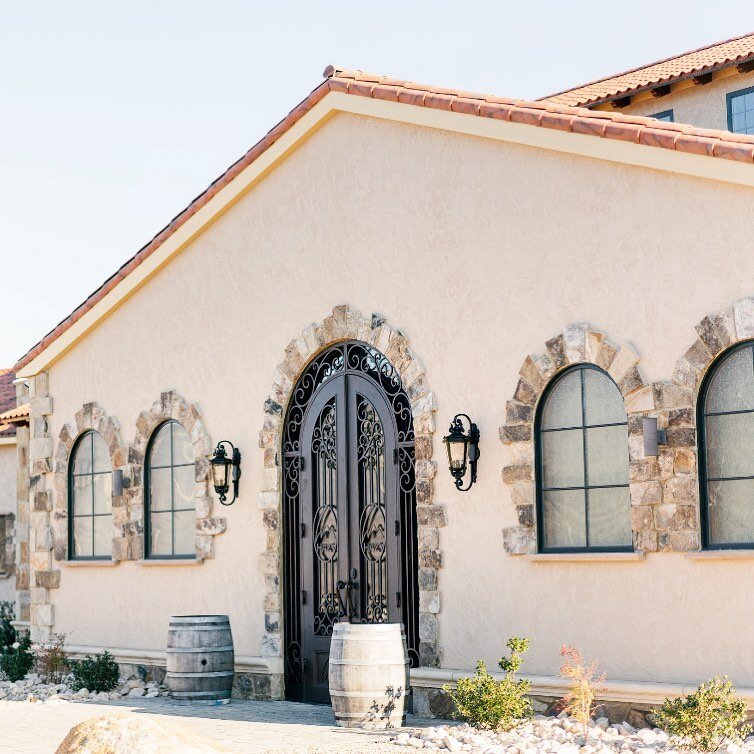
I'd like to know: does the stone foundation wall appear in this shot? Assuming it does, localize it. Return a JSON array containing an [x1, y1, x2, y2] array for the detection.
[[114, 661, 282, 702]]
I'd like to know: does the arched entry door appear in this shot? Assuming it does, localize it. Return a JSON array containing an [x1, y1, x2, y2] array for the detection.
[[282, 341, 419, 704]]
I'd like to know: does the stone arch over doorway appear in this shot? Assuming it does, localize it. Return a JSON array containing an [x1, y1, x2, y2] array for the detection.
[[258, 305, 442, 701]]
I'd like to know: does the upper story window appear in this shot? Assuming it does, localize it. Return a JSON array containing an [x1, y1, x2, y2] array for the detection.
[[727, 87, 754, 134], [699, 341, 754, 548], [536, 365, 632, 553], [145, 420, 195, 558], [650, 109, 674, 122], [69, 430, 112, 560]]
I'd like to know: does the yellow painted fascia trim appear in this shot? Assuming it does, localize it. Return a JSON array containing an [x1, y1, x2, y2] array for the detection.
[[18, 90, 754, 377]]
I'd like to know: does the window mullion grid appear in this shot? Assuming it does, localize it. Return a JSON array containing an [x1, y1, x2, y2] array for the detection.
[[170, 422, 176, 556], [90, 433, 95, 558], [580, 369, 590, 550]]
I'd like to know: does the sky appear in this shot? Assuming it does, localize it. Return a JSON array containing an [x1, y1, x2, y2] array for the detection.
[[0, 1, 752, 366]]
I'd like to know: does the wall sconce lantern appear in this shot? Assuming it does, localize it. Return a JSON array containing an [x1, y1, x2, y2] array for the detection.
[[210, 441, 242, 506], [443, 414, 481, 491], [642, 417, 667, 458]]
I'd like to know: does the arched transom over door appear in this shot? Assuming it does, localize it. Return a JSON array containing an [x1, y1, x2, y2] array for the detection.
[[282, 341, 419, 704]]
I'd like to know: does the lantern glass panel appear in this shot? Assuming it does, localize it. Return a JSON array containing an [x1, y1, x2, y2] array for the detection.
[[446, 437, 468, 470], [211, 457, 230, 490]]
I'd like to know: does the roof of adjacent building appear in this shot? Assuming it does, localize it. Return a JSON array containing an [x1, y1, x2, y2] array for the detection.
[[15, 64, 754, 372], [542, 33, 754, 107], [0, 371, 18, 438]]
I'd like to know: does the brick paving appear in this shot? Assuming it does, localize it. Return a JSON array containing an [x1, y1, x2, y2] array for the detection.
[[0, 697, 436, 753]]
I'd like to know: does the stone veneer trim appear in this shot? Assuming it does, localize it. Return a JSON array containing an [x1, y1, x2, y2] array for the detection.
[[258, 304, 441, 700]]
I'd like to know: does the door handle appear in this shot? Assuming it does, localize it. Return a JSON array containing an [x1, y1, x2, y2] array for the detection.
[[336, 569, 359, 620]]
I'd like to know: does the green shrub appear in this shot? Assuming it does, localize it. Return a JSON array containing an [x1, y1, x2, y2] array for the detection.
[[70, 651, 120, 693], [656, 676, 751, 752], [0, 600, 16, 649], [0, 631, 35, 682], [443, 636, 533, 730]]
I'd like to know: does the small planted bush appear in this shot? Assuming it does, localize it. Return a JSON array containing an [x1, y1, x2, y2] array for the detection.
[[0, 632, 35, 682], [70, 651, 120, 693], [559, 645, 606, 736], [656, 676, 751, 752], [444, 636, 533, 730], [36, 632, 70, 684]]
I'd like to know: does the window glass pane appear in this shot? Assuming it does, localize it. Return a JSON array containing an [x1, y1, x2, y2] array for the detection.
[[542, 370, 582, 429], [706, 412, 754, 479], [150, 511, 173, 556], [173, 511, 196, 556], [706, 347, 754, 413], [586, 425, 630, 486], [707, 412, 754, 477], [91, 433, 110, 474], [172, 424, 193, 465], [93, 515, 112, 557], [92, 473, 112, 514], [73, 517, 93, 558], [584, 369, 626, 426], [72, 434, 93, 475], [588, 487, 632, 547], [72, 475, 92, 516], [733, 94, 745, 114], [708, 479, 754, 545], [150, 424, 172, 467], [173, 465, 195, 510], [542, 429, 584, 488], [149, 467, 172, 512], [543, 490, 585, 549]]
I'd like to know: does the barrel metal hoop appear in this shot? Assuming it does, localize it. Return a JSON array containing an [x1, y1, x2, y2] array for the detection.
[[165, 646, 235, 654]]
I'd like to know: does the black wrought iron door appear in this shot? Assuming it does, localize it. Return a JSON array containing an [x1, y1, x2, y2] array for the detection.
[[283, 341, 418, 704]]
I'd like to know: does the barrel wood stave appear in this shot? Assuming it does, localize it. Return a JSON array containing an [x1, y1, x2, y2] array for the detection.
[[166, 615, 234, 704]]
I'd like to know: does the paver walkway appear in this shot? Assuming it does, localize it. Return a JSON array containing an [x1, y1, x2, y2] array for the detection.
[[0, 697, 439, 754]]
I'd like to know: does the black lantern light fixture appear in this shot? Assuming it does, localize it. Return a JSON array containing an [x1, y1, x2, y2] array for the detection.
[[443, 414, 481, 491], [210, 441, 242, 506]]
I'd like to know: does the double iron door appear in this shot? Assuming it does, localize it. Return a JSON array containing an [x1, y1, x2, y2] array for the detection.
[[299, 373, 402, 703]]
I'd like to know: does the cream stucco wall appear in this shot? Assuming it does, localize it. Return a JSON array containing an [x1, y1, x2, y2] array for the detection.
[[604, 69, 754, 130], [41, 110, 754, 689]]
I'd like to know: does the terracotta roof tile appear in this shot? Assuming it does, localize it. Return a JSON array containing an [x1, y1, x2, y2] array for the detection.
[[542, 33, 754, 107], [15, 65, 754, 372]]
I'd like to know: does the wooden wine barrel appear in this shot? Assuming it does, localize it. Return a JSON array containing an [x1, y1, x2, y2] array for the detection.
[[165, 615, 234, 704], [328, 622, 410, 729]]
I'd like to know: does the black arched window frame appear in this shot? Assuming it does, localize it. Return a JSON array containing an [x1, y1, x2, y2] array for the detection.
[[535, 363, 632, 554], [67, 430, 112, 561], [698, 339, 754, 550], [144, 419, 196, 559]]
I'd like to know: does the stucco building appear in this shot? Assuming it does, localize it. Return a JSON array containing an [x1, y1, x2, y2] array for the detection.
[[9, 34, 754, 715]]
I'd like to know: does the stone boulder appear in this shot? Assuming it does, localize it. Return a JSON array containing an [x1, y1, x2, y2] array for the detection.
[[55, 714, 234, 754]]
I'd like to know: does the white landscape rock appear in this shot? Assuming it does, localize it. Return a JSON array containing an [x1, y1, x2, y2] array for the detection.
[[0, 672, 169, 703], [390, 717, 754, 754]]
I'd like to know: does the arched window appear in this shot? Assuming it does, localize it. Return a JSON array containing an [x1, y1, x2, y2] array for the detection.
[[145, 420, 195, 558], [536, 364, 632, 552], [69, 430, 112, 560], [699, 341, 754, 548]]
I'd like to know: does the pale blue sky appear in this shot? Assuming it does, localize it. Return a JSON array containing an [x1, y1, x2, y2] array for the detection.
[[0, 1, 750, 365]]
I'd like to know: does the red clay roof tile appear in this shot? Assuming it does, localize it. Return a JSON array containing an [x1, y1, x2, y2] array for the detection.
[[542, 33, 754, 107]]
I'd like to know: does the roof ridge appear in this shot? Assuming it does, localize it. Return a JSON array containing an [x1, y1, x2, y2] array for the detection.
[[541, 32, 754, 103], [14, 67, 754, 372]]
